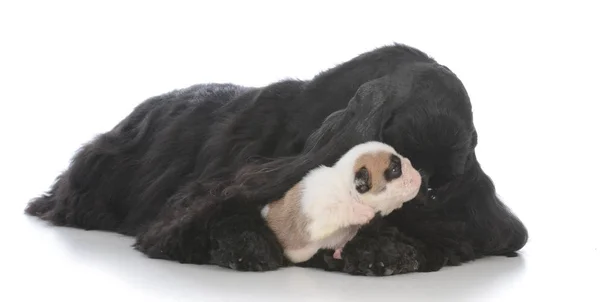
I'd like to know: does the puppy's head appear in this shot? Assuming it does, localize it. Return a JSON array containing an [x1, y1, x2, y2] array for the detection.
[[335, 141, 422, 216]]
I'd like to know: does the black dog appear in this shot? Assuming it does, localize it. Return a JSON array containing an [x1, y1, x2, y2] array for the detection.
[[25, 43, 528, 276]]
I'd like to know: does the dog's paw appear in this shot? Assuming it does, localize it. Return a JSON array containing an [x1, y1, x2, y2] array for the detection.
[[341, 229, 419, 276], [209, 214, 285, 272], [221, 254, 280, 272], [209, 229, 284, 271]]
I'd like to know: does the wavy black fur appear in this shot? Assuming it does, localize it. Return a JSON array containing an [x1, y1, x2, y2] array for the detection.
[[25, 43, 528, 276]]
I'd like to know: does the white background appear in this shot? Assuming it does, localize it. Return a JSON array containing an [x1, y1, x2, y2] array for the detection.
[[1, 1, 599, 301]]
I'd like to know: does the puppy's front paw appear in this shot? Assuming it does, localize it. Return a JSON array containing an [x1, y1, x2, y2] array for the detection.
[[350, 203, 375, 225]]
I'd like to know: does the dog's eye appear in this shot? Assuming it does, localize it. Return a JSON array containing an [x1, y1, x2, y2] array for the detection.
[[428, 187, 437, 200]]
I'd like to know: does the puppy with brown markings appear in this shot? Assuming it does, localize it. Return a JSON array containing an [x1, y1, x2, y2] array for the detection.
[[261, 141, 422, 263]]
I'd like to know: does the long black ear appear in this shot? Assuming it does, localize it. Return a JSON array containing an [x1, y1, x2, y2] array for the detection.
[[463, 153, 529, 256], [223, 74, 408, 203], [222, 65, 430, 205], [306, 64, 421, 151]]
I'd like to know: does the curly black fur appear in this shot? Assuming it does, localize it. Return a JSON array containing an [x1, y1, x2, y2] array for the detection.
[[25, 43, 528, 276]]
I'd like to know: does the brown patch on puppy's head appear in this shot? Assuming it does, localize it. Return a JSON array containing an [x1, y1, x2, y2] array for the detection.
[[353, 151, 393, 194]]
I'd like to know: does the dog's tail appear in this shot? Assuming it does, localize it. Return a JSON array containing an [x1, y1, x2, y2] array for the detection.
[[25, 173, 62, 218], [25, 194, 56, 218]]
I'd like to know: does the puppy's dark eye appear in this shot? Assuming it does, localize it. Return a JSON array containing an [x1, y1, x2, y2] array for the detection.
[[354, 167, 371, 194], [385, 155, 402, 180], [357, 185, 370, 193]]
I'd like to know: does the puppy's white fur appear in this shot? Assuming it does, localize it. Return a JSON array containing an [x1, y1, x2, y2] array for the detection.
[[262, 141, 422, 263]]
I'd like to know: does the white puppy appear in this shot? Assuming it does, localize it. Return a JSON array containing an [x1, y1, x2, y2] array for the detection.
[[261, 141, 422, 263]]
